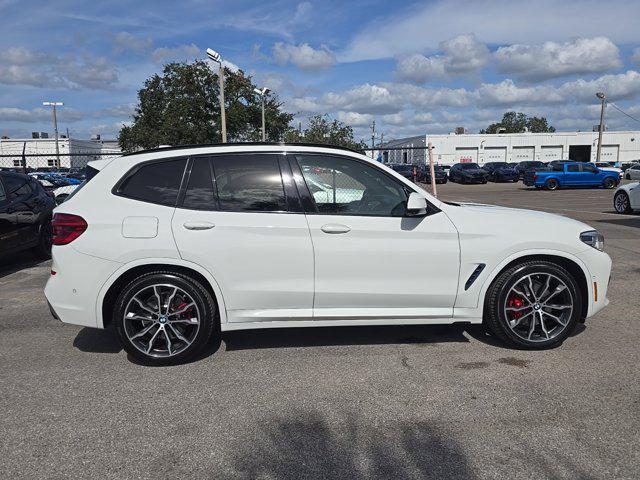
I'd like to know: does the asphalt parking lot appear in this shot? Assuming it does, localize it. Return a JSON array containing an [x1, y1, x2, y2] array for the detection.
[[1, 181, 639, 479]]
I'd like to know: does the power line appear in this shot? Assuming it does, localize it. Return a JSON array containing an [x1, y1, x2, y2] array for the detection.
[[608, 102, 640, 124]]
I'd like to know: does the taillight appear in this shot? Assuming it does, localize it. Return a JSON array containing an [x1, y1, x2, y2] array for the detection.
[[52, 213, 87, 245]]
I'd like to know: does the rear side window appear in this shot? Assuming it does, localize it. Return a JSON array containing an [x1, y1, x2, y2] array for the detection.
[[212, 154, 286, 212], [567, 165, 580, 172], [4, 175, 32, 199], [119, 159, 186, 206], [182, 158, 215, 210]]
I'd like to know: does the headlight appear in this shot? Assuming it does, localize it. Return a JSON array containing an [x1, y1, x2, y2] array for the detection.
[[580, 230, 604, 251]]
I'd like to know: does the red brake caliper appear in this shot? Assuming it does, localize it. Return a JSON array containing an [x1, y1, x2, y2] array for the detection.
[[507, 294, 524, 320]]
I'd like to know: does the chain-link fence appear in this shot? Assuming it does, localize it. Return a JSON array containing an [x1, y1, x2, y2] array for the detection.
[[0, 150, 122, 173], [362, 146, 429, 165]]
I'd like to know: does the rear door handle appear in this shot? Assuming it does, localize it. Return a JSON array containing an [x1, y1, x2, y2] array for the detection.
[[183, 221, 215, 230], [321, 223, 351, 234]]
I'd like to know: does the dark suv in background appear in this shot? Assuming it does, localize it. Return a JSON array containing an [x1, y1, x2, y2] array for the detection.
[[448, 163, 488, 184], [483, 162, 518, 182], [514, 160, 547, 179], [0, 171, 55, 259]]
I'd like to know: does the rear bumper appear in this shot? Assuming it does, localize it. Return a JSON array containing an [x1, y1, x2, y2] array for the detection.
[[44, 246, 121, 328]]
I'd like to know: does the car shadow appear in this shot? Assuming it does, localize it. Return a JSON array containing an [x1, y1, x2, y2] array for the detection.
[[222, 323, 470, 351], [0, 251, 49, 279], [596, 217, 640, 228], [73, 326, 122, 354]]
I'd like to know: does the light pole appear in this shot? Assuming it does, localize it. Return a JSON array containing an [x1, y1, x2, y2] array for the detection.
[[43, 101, 63, 167], [254, 87, 269, 141], [596, 92, 606, 162], [206, 48, 227, 143]]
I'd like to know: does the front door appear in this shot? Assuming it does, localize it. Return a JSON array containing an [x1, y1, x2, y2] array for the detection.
[[171, 154, 314, 323], [293, 153, 460, 320]]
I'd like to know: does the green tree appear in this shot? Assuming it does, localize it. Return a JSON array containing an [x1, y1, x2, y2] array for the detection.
[[284, 114, 368, 152], [480, 111, 555, 134], [119, 61, 294, 151]]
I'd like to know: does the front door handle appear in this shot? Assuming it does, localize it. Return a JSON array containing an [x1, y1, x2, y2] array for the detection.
[[183, 221, 215, 231], [321, 223, 351, 234]]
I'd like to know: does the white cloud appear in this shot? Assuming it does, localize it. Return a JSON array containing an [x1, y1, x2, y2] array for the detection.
[[396, 54, 447, 83], [476, 79, 564, 107], [414, 112, 435, 123], [0, 47, 118, 90], [341, 0, 640, 62], [285, 96, 325, 114], [381, 113, 405, 125], [112, 31, 152, 54], [273, 42, 335, 71], [560, 70, 640, 102], [325, 83, 401, 114], [337, 111, 373, 126], [631, 48, 640, 64], [152, 43, 200, 63], [496, 37, 622, 81], [0, 107, 84, 123]]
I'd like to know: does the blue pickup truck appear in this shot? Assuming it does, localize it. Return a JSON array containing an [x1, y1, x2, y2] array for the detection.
[[523, 161, 619, 190]]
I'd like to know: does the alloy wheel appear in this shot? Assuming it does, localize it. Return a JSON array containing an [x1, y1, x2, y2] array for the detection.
[[614, 192, 630, 213], [123, 284, 201, 358], [503, 273, 574, 343]]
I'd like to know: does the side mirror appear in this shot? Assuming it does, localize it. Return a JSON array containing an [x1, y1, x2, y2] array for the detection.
[[406, 192, 428, 216]]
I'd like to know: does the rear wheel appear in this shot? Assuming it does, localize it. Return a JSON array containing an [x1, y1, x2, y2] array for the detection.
[[31, 220, 52, 260], [114, 271, 216, 365], [484, 261, 581, 349], [544, 178, 559, 190], [626, 173, 631, 180], [614, 191, 632, 213], [603, 177, 616, 189]]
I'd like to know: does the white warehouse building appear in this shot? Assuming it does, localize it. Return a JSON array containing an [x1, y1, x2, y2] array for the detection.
[[377, 130, 640, 167], [0, 137, 119, 169]]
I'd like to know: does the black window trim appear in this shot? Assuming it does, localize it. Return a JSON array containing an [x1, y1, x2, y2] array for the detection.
[[176, 152, 294, 214], [290, 152, 440, 218], [112, 156, 190, 207]]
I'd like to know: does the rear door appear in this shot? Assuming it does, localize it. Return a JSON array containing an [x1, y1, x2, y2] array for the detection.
[[171, 153, 314, 323], [2, 174, 39, 248], [564, 164, 581, 185]]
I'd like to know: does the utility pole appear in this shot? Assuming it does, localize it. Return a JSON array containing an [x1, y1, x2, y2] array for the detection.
[[596, 92, 606, 162], [254, 87, 269, 141], [43, 101, 63, 168], [370, 120, 376, 159], [206, 48, 227, 143]]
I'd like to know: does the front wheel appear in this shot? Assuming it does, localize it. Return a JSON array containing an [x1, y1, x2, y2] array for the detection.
[[484, 261, 582, 349], [114, 271, 217, 365], [614, 191, 633, 213], [603, 177, 616, 189]]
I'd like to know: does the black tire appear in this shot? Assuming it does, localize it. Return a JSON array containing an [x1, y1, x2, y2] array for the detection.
[[626, 173, 631, 180], [483, 261, 582, 349], [482, 179, 487, 184], [31, 219, 52, 260], [603, 177, 616, 189], [614, 191, 633, 214], [545, 178, 559, 190], [113, 271, 217, 365]]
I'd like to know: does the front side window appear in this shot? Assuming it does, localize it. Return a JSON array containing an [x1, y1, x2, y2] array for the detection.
[[212, 154, 286, 212], [296, 154, 408, 217], [582, 164, 598, 173], [118, 159, 186, 206]]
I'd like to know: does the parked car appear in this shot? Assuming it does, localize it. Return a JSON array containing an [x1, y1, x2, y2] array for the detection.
[[0, 171, 55, 259], [624, 163, 640, 180], [448, 163, 488, 184], [424, 165, 448, 184], [524, 162, 619, 190], [482, 162, 518, 182], [613, 182, 640, 214], [515, 161, 546, 179], [45, 144, 612, 365], [594, 162, 623, 179], [389, 164, 423, 182]]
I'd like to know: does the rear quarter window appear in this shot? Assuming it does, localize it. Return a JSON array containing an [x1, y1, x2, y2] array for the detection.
[[118, 159, 187, 206]]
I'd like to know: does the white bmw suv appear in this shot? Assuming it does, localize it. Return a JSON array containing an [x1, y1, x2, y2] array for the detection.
[[45, 144, 612, 364]]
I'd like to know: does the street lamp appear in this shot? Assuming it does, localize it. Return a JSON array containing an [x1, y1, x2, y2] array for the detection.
[[42, 101, 63, 167], [596, 92, 606, 162], [254, 87, 269, 141], [206, 48, 227, 143]]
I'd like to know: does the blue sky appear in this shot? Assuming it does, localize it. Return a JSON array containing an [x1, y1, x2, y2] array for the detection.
[[2, 0, 640, 142]]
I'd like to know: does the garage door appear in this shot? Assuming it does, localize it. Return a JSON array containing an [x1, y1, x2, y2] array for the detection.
[[512, 146, 534, 161], [601, 145, 619, 163], [484, 147, 507, 163], [541, 146, 563, 161], [455, 147, 478, 163]]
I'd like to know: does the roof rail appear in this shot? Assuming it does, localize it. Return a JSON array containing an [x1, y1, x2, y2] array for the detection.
[[121, 142, 363, 157]]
